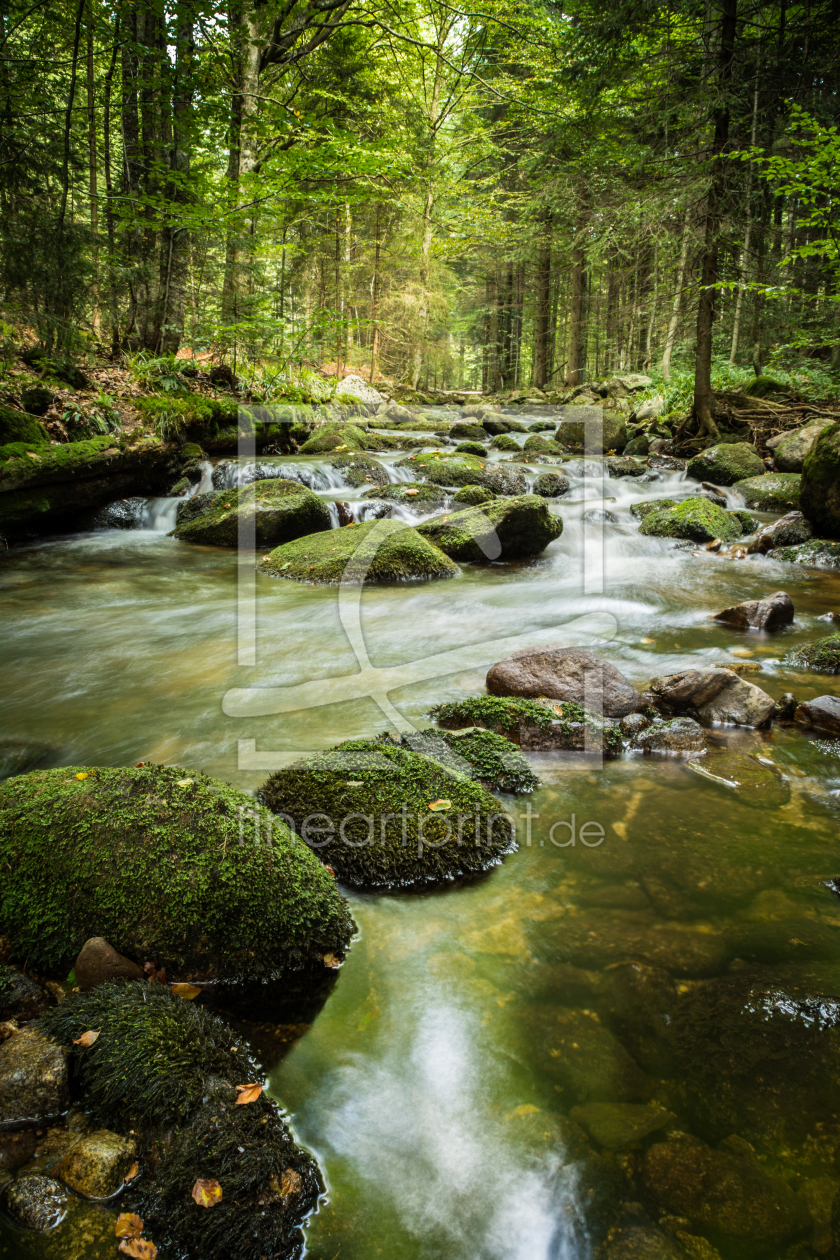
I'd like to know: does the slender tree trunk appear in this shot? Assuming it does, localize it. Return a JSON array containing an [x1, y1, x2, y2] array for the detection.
[[221, 0, 260, 330], [86, 0, 99, 333], [566, 208, 588, 386], [334, 208, 342, 377], [661, 212, 691, 381], [730, 78, 759, 364], [55, 0, 86, 329], [533, 218, 552, 388], [102, 20, 120, 351], [370, 203, 381, 382], [513, 263, 524, 386], [155, 0, 194, 353]]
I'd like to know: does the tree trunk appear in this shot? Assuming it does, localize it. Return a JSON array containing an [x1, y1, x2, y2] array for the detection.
[[54, 0, 86, 330], [729, 77, 759, 364], [155, 0, 194, 354], [533, 219, 552, 388], [86, 0, 99, 334], [661, 212, 691, 381], [220, 0, 260, 330], [370, 203, 381, 382], [566, 213, 588, 387], [102, 22, 120, 351]]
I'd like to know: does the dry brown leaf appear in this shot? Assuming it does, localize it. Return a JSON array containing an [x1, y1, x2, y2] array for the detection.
[[235, 1083, 264, 1105], [322, 952, 340, 969], [192, 1178, 222, 1208], [118, 1239, 157, 1259], [171, 983, 201, 1000], [280, 1168, 302, 1197], [115, 1212, 144, 1239], [125, 1163, 139, 1183], [73, 1029, 100, 1047]]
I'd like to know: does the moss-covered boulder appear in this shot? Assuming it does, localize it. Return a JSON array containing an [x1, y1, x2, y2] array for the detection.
[[490, 433, 521, 452], [523, 434, 566, 455], [0, 404, 50, 448], [171, 479, 331, 548], [629, 498, 678, 521], [533, 471, 570, 497], [482, 414, 528, 435], [296, 422, 380, 454], [800, 422, 840, 538], [417, 494, 562, 562], [450, 421, 486, 442], [774, 421, 833, 473], [431, 695, 624, 757], [773, 539, 840, 568], [638, 497, 741, 543], [452, 483, 496, 505], [257, 739, 515, 886], [686, 442, 764, 486], [39, 983, 321, 1260], [454, 441, 488, 458], [733, 472, 801, 512], [361, 482, 447, 509], [0, 765, 354, 980], [556, 411, 626, 453], [396, 450, 526, 495], [328, 454, 389, 487], [784, 633, 840, 673], [258, 518, 458, 584]]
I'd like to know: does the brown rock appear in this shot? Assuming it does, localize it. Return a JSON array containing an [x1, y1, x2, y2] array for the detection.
[[650, 668, 776, 728], [0, 1027, 68, 1126], [0, 967, 50, 1023], [0, 1127, 37, 1177], [794, 696, 840, 735], [74, 937, 143, 991], [710, 590, 794, 631], [0, 1175, 67, 1231], [486, 646, 643, 718], [56, 1129, 136, 1199]]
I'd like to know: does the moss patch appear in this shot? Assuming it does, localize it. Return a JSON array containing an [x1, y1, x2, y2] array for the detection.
[[784, 633, 840, 673], [639, 497, 742, 543], [773, 539, 840, 568], [257, 740, 515, 887], [491, 433, 522, 452], [297, 422, 379, 454], [453, 484, 497, 505], [437, 728, 539, 793], [361, 482, 447, 507], [328, 454, 389, 486], [733, 473, 801, 512], [454, 441, 488, 458], [0, 405, 50, 447], [417, 494, 562, 561], [524, 434, 566, 455], [801, 422, 840, 539], [686, 442, 764, 486], [0, 764, 354, 980], [39, 983, 321, 1260], [396, 450, 526, 495], [172, 479, 332, 548], [258, 517, 459, 584], [430, 695, 623, 755], [630, 498, 678, 521]]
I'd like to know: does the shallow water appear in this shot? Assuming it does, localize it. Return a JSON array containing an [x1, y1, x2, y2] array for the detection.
[[3, 431, 840, 1258]]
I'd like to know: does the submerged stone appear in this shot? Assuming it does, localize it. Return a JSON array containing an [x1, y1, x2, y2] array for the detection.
[[569, 1102, 675, 1148], [638, 498, 742, 544], [686, 442, 765, 486], [56, 1128, 136, 1199], [416, 494, 562, 562], [0, 1175, 67, 1231], [172, 478, 332, 548], [734, 472, 801, 512], [0, 1026, 68, 1126], [685, 752, 790, 806], [784, 632, 840, 673], [559, 912, 729, 978], [258, 518, 459, 584], [525, 1006, 649, 1103], [0, 764, 354, 982], [258, 738, 515, 887]]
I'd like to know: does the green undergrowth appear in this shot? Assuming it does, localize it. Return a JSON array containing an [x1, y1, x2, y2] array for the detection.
[[39, 982, 321, 1260], [135, 394, 237, 439], [0, 764, 354, 979]]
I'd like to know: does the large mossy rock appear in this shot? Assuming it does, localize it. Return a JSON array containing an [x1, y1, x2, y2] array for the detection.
[[774, 420, 834, 472], [800, 422, 840, 538], [0, 404, 50, 449], [523, 434, 565, 455], [0, 765, 354, 980], [296, 421, 373, 454], [39, 982, 322, 1260], [258, 739, 515, 887], [361, 482, 447, 510], [452, 483, 497, 505], [638, 497, 742, 543], [556, 410, 626, 453], [629, 498, 678, 521], [328, 454, 389, 486], [784, 632, 840, 673], [686, 442, 764, 486], [773, 539, 840, 568], [171, 478, 331, 548], [395, 450, 526, 494], [416, 494, 562, 562], [450, 421, 486, 441], [733, 472, 801, 512], [258, 517, 458, 584]]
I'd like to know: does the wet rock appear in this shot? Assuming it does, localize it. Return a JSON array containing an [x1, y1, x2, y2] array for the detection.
[[584, 507, 619, 525], [686, 442, 765, 486], [0, 964, 49, 1023], [685, 752, 790, 806], [454, 440, 488, 458], [526, 1006, 650, 1103], [774, 539, 840, 569], [328, 454, 389, 486], [785, 634, 840, 673], [524, 434, 566, 455], [747, 511, 813, 554], [641, 1133, 811, 1257], [450, 421, 487, 441], [296, 421, 373, 454], [710, 590, 794, 631], [648, 454, 686, 471], [416, 494, 563, 562], [172, 478, 332, 547], [774, 421, 835, 473], [0, 764, 354, 984], [639, 499, 742, 544], [597, 961, 678, 1075], [430, 694, 623, 756], [724, 917, 840, 965], [557, 410, 627, 453], [533, 471, 570, 497], [630, 497, 677, 521], [481, 413, 527, 435], [570, 1102, 675, 1148], [699, 482, 727, 507], [734, 472, 801, 512], [794, 696, 840, 735], [606, 456, 649, 478], [672, 974, 840, 1149], [259, 517, 458, 585], [801, 422, 840, 539], [624, 435, 651, 456], [383, 402, 415, 425], [0, 1026, 68, 1125], [773, 691, 798, 719], [0, 1127, 37, 1177], [395, 450, 526, 495], [361, 482, 447, 510], [0, 1175, 67, 1231], [650, 667, 775, 728], [631, 717, 706, 754], [620, 712, 651, 738], [74, 938, 143, 991], [452, 483, 496, 505], [486, 647, 644, 718], [599, 1223, 686, 1260], [87, 496, 146, 529], [56, 1129, 136, 1199], [560, 911, 729, 977]]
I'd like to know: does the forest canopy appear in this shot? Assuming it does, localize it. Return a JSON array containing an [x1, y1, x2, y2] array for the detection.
[[1, 0, 838, 410]]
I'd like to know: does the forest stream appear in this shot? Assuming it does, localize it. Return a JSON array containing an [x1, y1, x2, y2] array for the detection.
[[3, 409, 840, 1259]]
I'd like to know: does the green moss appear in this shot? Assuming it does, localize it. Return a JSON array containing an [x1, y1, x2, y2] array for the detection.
[[416, 494, 562, 561], [297, 422, 371, 454], [773, 539, 840, 568], [438, 728, 539, 793], [454, 441, 488, 458], [430, 695, 623, 755], [629, 498, 678, 521], [173, 479, 332, 548], [732, 508, 756, 532], [361, 482, 447, 507], [491, 433, 521, 451], [39, 983, 321, 1260], [0, 764, 355, 979], [135, 394, 237, 438], [0, 404, 50, 447], [743, 376, 786, 398], [450, 422, 486, 442], [329, 454, 389, 486], [784, 633, 840, 673], [0, 434, 156, 490], [257, 740, 515, 887], [396, 450, 526, 495], [733, 473, 801, 512], [801, 422, 840, 538], [686, 442, 765, 486], [452, 484, 496, 505], [639, 497, 742, 543], [258, 518, 459, 584], [523, 434, 565, 455]]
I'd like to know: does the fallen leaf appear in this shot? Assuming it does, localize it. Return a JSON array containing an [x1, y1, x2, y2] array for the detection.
[[118, 1240, 157, 1259], [280, 1168, 302, 1197], [124, 1163, 139, 1183], [192, 1178, 222, 1207], [73, 1029, 100, 1047], [428, 799, 451, 811], [115, 1213, 144, 1239], [134, 761, 146, 768], [171, 983, 201, 1000], [75, 772, 89, 780], [235, 1082, 264, 1104], [323, 952, 340, 968], [175, 778, 193, 787]]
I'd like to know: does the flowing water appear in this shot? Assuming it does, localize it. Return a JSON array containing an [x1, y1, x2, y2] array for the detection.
[[3, 416, 840, 1258]]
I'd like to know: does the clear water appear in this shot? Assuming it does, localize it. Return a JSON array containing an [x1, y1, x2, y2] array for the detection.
[[2, 433, 840, 1259]]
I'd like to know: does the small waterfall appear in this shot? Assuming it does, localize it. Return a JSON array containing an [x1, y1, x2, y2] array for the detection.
[[191, 460, 215, 494], [137, 497, 181, 532]]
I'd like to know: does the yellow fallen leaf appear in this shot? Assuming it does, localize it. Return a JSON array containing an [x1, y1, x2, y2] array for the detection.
[[118, 1240, 157, 1259], [235, 1082, 264, 1104], [192, 1178, 222, 1208], [73, 1030, 100, 1047], [115, 1213, 144, 1239], [280, 1168, 302, 1197], [171, 983, 201, 1000], [124, 1163, 139, 1183], [175, 779, 193, 787], [323, 952, 340, 968], [75, 772, 89, 780], [428, 799, 451, 811]]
